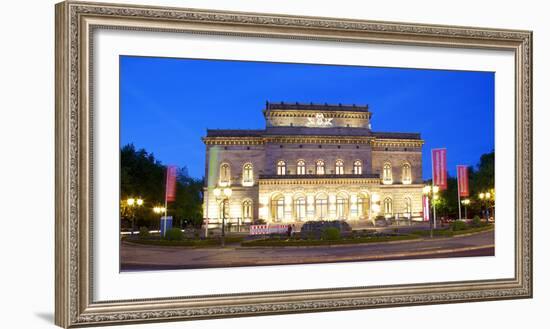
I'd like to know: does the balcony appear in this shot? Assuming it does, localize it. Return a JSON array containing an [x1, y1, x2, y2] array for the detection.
[[259, 173, 380, 179]]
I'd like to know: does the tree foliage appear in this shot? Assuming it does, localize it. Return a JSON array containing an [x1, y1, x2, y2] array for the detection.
[[120, 144, 204, 230], [430, 151, 494, 219]]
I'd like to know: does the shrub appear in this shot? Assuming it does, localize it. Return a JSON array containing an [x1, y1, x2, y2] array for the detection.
[[472, 216, 482, 227], [451, 221, 467, 231], [322, 227, 341, 240], [164, 228, 183, 241], [138, 226, 150, 239]]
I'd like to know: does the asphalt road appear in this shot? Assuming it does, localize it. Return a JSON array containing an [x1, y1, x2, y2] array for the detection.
[[120, 230, 494, 271]]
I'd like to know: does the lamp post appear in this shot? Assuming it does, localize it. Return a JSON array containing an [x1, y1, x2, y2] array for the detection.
[[214, 187, 232, 247], [126, 197, 143, 235], [422, 185, 439, 238], [461, 199, 470, 220], [479, 191, 492, 223]]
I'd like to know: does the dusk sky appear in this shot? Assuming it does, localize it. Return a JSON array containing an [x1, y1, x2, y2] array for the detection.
[[120, 56, 494, 180]]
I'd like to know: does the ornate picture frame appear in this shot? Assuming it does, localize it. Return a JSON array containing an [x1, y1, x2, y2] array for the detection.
[[55, 1, 532, 327]]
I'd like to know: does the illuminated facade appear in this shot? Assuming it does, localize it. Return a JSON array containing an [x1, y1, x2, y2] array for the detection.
[[202, 102, 424, 226]]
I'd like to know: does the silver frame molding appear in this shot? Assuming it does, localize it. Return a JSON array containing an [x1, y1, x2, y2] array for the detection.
[[55, 1, 533, 327]]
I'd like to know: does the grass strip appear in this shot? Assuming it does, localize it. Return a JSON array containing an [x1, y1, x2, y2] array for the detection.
[[411, 225, 494, 237], [241, 234, 419, 247]]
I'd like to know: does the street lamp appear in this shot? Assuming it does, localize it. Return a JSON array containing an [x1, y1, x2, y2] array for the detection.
[[423, 185, 439, 238], [126, 197, 143, 235], [479, 191, 493, 223], [153, 206, 166, 214], [461, 199, 471, 220], [213, 187, 232, 247]]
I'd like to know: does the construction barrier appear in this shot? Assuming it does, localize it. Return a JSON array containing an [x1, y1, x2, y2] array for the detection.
[[249, 224, 289, 235]]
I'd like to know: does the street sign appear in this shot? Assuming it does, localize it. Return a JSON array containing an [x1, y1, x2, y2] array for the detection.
[[160, 216, 173, 237]]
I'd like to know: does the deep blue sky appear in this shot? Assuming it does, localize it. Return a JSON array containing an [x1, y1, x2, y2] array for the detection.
[[120, 56, 494, 180]]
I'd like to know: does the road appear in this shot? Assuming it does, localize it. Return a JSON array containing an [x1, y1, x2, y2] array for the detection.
[[120, 230, 494, 271]]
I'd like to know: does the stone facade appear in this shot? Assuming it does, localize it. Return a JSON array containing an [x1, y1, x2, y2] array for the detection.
[[202, 102, 424, 226]]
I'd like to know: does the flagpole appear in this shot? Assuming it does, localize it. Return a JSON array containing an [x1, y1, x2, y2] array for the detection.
[[163, 167, 168, 238], [432, 182, 436, 230], [457, 166, 462, 221], [431, 150, 436, 230]]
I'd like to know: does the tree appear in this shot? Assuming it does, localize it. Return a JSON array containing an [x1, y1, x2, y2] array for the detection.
[[120, 144, 204, 230], [428, 151, 494, 219]]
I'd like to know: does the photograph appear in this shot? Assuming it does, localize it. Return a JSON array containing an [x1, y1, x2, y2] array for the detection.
[[50, 1, 534, 327], [119, 56, 496, 271]]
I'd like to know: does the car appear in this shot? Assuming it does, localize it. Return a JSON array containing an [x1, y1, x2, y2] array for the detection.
[[440, 217, 455, 224]]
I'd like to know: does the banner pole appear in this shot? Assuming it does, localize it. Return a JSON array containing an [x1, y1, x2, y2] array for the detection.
[[163, 167, 168, 238], [431, 149, 436, 231], [457, 166, 462, 221]]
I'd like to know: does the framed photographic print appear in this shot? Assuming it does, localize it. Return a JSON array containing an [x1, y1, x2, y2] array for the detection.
[[55, 1, 533, 327]]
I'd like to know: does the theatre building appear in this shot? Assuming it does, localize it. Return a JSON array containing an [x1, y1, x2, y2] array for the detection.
[[202, 102, 424, 227]]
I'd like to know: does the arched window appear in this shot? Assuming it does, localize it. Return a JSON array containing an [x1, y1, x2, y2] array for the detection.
[[219, 199, 229, 219], [336, 194, 349, 219], [277, 160, 286, 175], [219, 163, 231, 186], [296, 160, 306, 175], [404, 197, 412, 215], [295, 197, 306, 221], [357, 194, 369, 218], [242, 199, 253, 220], [275, 197, 285, 221], [383, 162, 393, 184], [335, 160, 344, 175], [402, 163, 412, 184], [315, 194, 328, 219], [242, 163, 253, 186], [384, 197, 393, 215], [316, 160, 325, 175], [353, 160, 362, 175]]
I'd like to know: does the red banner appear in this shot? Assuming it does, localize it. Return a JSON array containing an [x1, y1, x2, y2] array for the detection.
[[431, 148, 448, 190], [165, 165, 177, 202], [457, 165, 469, 197]]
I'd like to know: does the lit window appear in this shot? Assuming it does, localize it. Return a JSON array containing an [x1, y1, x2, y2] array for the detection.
[[219, 199, 229, 219], [336, 194, 348, 219], [402, 163, 412, 184], [219, 163, 231, 186], [384, 197, 393, 215], [277, 160, 286, 175], [297, 160, 306, 175], [357, 194, 369, 218], [315, 194, 328, 219], [353, 160, 362, 175], [295, 197, 306, 221], [242, 199, 253, 220], [242, 163, 253, 186], [383, 162, 392, 184], [316, 160, 325, 175], [335, 159, 344, 175], [271, 196, 285, 221]]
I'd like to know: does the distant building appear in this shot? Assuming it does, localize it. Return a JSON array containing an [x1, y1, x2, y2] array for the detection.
[[202, 102, 424, 226]]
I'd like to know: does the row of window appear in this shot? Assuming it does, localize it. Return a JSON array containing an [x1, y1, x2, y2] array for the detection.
[[383, 162, 412, 184], [219, 161, 412, 185], [219, 195, 413, 221], [276, 159, 363, 176]]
